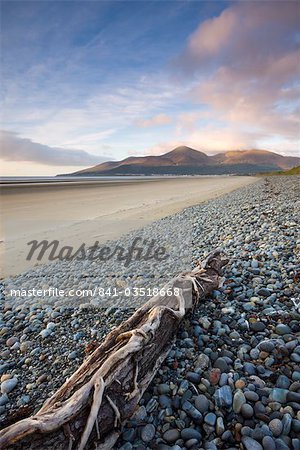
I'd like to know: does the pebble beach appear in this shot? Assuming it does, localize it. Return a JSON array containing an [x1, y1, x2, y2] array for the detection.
[[1, 175, 300, 450]]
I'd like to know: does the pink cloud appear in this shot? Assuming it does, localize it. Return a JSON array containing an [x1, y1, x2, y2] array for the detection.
[[145, 140, 184, 156], [145, 127, 265, 156], [188, 8, 237, 59], [180, 2, 299, 71], [137, 113, 172, 128], [174, 1, 300, 149]]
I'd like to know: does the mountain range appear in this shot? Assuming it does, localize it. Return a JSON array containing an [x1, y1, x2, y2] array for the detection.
[[69, 147, 300, 176]]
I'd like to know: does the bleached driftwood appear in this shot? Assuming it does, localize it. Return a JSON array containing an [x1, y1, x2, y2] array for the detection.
[[0, 250, 228, 450]]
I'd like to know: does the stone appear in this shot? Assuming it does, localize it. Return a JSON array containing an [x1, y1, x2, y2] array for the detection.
[[68, 351, 77, 359], [1, 374, 11, 382], [250, 348, 260, 359], [186, 439, 200, 448], [177, 380, 189, 396], [0, 394, 9, 406], [37, 374, 48, 384], [146, 398, 158, 412], [186, 372, 201, 384], [199, 317, 211, 330], [204, 412, 216, 426], [1, 378, 18, 394], [281, 413, 292, 435], [291, 353, 300, 363], [241, 403, 254, 418], [216, 417, 225, 435], [276, 375, 290, 389], [241, 426, 252, 437], [182, 400, 203, 423], [233, 390, 246, 413], [39, 329, 51, 338], [259, 341, 275, 353], [209, 368, 221, 385], [122, 429, 136, 442], [221, 430, 233, 441], [275, 324, 291, 335], [252, 428, 265, 441], [244, 391, 259, 402], [274, 438, 290, 450], [269, 388, 288, 404], [157, 384, 171, 395], [119, 444, 133, 450], [250, 322, 266, 332], [244, 363, 256, 375], [262, 436, 276, 450], [163, 429, 180, 443], [20, 341, 32, 352], [6, 337, 18, 347], [195, 353, 210, 370], [219, 373, 229, 386], [141, 424, 155, 443], [214, 357, 230, 373], [20, 395, 30, 405], [194, 394, 210, 414], [242, 436, 263, 450], [235, 379, 246, 389], [213, 386, 233, 408], [181, 428, 202, 441], [292, 419, 300, 434], [269, 418, 283, 437], [159, 395, 172, 408], [287, 391, 300, 402], [133, 406, 147, 421], [292, 371, 300, 382]]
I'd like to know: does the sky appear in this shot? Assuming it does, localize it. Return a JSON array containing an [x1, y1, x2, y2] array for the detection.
[[0, 0, 299, 175]]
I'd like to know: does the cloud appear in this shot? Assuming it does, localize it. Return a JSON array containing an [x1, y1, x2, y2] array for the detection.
[[145, 140, 184, 156], [0, 130, 106, 166], [179, 2, 299, 73], [137, 113, 172, 128], [175, 1, 300, 150], [2, 78, 181, 155], [186, 127, 265, 153], [146, 126, 265, 156], [187, 7, 238, 64], [59, 129, 116, 148]]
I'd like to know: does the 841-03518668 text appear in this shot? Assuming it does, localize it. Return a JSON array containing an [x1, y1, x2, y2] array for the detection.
[[96, 286, 181, 297]]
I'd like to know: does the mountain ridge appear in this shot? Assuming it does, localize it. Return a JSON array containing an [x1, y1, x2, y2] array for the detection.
[[67, 146, 300, 176]]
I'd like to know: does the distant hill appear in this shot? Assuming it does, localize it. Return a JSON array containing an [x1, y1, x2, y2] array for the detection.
[[65, 146, 300, 176]]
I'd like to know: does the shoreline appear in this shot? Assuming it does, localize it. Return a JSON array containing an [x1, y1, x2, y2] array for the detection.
[[0, 176, 299, 449], [1, 176, 256, 277]]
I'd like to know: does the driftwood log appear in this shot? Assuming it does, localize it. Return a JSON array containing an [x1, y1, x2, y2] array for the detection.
[[0, 250, 228, 450]]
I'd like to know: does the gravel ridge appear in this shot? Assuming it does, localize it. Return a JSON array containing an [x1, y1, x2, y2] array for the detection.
[[0, 175, 299, 450]]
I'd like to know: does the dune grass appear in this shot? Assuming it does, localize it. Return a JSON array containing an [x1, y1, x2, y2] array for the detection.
[[258, 165, 300, 176]]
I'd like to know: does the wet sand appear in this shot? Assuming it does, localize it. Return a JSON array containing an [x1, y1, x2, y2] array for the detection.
[[0, 176, 256, 276]]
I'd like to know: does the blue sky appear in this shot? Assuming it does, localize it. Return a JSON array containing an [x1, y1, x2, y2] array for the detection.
[[1, 0, 299, 175]]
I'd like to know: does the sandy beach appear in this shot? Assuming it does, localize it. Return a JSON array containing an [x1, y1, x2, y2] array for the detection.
[[0, 176, 256, 277]]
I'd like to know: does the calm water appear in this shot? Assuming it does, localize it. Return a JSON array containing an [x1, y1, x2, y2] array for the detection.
[[0, 175, 217, 186]]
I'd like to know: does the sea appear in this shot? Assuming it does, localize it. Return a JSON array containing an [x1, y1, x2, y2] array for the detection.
[[0, 174, 214, 187]]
